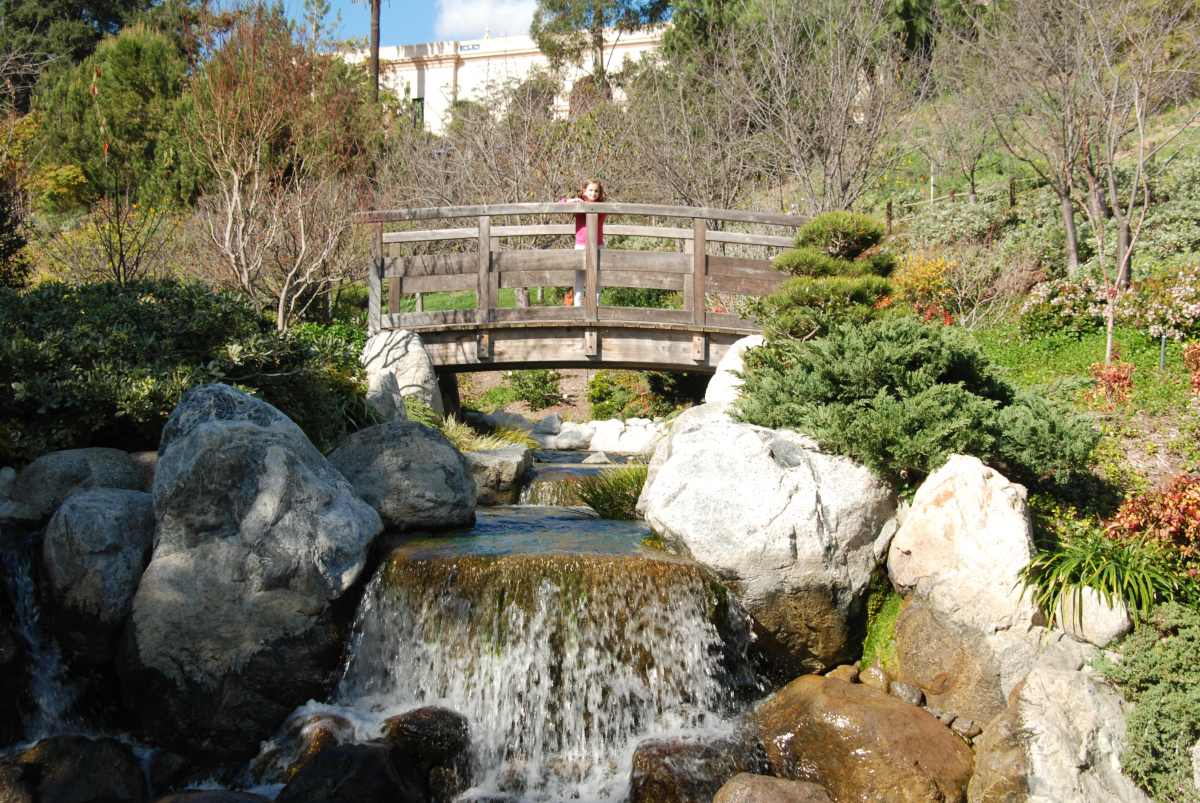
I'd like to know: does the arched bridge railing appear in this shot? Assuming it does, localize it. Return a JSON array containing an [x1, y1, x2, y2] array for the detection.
[[354, 202, 806, 371]]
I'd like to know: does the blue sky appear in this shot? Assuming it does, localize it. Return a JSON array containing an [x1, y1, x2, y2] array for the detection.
[[283, 0, 539, 47]]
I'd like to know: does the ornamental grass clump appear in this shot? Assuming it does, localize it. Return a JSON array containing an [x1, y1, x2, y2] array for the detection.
[[575, 464, 648, 520], [733, 317, 1098, 491]]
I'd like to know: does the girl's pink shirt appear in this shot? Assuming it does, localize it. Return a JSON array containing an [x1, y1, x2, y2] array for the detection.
[[560, 197, 605, 246]]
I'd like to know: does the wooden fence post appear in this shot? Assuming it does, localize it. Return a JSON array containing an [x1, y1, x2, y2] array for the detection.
[[477, 215, 493, 323], [692, 217, 707, 326], [885, 200, 893, 235], [368, 222, 382, 333], [585, 211, 599, 322]]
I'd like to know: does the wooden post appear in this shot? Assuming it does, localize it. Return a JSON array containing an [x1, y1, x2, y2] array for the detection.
[[1009, 178, 1017, 208], [477, 215, 492, 323], [691, 217, 707, 326], [368, 223, 382, 333], [388, 275, 400, 316], [885, 200, 893, 235], [585, 211, 599, 322]]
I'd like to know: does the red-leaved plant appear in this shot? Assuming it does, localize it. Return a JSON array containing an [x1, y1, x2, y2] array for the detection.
[[1184, 342, 1200, 394], [1108, 474, 1200, 579], [1088, 359, 1135, 407]]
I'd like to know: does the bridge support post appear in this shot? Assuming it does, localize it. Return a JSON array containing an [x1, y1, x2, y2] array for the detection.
[[437, 373, 461, 419], [368, 223, 383, 334]]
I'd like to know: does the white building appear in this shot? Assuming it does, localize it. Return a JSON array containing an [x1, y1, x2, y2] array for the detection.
[[358, 28, 663, 134]]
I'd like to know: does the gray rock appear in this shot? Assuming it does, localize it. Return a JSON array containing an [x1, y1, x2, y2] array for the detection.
[[8, 736, 146, 803], [968, 666, 1150, 802], [42, 489, 154, 662], [543, 421, 593, 450], [6, 448, 143, 521], [120, 384, 382, 762], [581, 451, 612, 465], [329, 420, 476, 530], [361, 330, 443, 420], [465, 447, 533, 506], [0, 466, 15, 499], [714, 774, 833, 803], [130, 451, 158, 491], [704, 335, 764, 405], [531, 413, 562, 435], [889, 679, 924, 707], [638, 404, 897, 676], [1054, 586, 1132, 647]]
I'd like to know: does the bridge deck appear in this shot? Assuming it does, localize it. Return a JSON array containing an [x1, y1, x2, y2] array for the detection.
[[355, 202, 805, 372]]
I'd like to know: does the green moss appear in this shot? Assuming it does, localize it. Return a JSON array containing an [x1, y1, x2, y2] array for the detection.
[[859, 583, 902, 673]]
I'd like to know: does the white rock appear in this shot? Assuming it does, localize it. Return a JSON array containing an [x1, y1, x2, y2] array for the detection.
[[582, 452, 612, 465], [480, 410, 535, 432], [704, 335, 764, 405], [1017, 667, 1149, 802], [361, 330, 443, 420], [637, 403, 896, 673], [551, 422, 594, 450], [888, 454, 1039, 635], [1054, 587, 1133, 648], [587, 419, 626, 451]]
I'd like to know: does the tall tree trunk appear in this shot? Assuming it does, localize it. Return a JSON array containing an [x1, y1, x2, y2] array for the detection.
[[370, 0, 381, 104], [591, 0, 606, 90], [1060, 192, 1080, 276]]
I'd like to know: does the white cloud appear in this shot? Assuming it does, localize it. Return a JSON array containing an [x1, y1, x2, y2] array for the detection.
[[435, 0, 538, 41]]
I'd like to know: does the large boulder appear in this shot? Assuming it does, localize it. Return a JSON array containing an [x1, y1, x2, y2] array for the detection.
[[328, 420, 476, 530], [588, 418, 664, 454], [753, 675, 973, 803], [714, 774, 832, 803], [119, 384, 382, 763], [465, 447, 533, 506], [275, 742, 424, 803], [1054, 586, 1132, 647], [1, 448, 143, 522], [1, 736, 147, 803], [42, 488, 154, 662], [379, 706, 473, 803], [638, 404, 896, 676], [968, 667, 1150, 802], [705, 335, 763, 405], [888, 455, 1039, 634], [361, 330, 444, 420], [628, 735, 771, 803]]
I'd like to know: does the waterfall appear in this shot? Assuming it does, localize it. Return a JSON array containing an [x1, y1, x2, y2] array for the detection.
[[334, 552, 753, 801], [0, 532, 78, 740]]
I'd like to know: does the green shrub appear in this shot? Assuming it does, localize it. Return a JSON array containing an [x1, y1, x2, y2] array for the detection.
[[0, 280, 367, 462], [795, 211, 885, 260], [600, 286, 680, 308], [292, 321, 368, 373], [751, 275, 892, 340], [733, 318, 1097, 490], [587, 370, 703, 420], [1018, 279, 1106, 340], [1097, 603, 1200, 802], [505, 369, 562, 409], [575, 464, 648, 520]]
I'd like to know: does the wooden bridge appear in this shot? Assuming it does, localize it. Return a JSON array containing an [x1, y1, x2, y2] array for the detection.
[[356, 202, 805, 373]]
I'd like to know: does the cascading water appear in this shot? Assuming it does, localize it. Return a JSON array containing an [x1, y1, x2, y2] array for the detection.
[[320, 520, 756, 802], [0, 531, 78, 740]]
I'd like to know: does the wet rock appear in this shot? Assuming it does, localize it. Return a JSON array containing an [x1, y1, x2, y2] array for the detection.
[[465, 447, 533, 506], [119, 384, 382, 763], [275, 742, 424, 803], [153, 795, 272, 803], [628, 734, 770, 803], [889, 679, 924, 707], [1054, 586, 1132, 647], [888, 455, 1038, 634], [147, 751, 190, 795], [859, 663, 889, 693], [0, 466, 15, 499], [361, 330, 443, 420], [638, 404, 897, 677], [704, 335, 764, 405], [380, 706, 472, 802], [967, 667, 1149, 802], [329, 419, 476, 530], [754, 675, 973, 802], [12, 735, 146, 803], [249, 712, 356, 786], [0, 573, 25, 745], [825, 664, 858, 683], [714, 773, 832, 803], [3, 448, 143, 522], [42, 488, 154, 662]]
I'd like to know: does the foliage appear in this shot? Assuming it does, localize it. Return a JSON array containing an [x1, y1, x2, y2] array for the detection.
[[33, 24, 198, 209], [575, 464, 648, 520], [587, 370, 703, 420], [1097, 603, 1200, 803], [795, 211, 885, 260], [436, 414, 537, 452], [291, 321, 367, 375], [859, 575, 901, 673], [1186, 343, 1200, 394], [892, 251, 953, 309], [773, 247, 885, 278], [530, 0, 668, 86], [0, 187, 29, 288], [0, 280, 367, 463], [1086, 359, 1135, 408], [1124, 264, 1200, 342], [733, 317, 1097, 490], [1108, 474, 1200, 581], [750, 275, 891, 340], [505, 369, 563, 410], [1018, 278, 1107, 340]]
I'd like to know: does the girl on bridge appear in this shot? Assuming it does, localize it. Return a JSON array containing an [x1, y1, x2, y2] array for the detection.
[[560, 179, 606, 307]]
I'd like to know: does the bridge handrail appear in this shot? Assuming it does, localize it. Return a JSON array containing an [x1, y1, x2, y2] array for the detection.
[[355, 201, 806, 228]]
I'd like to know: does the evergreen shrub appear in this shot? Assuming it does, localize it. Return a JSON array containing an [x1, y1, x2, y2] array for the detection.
[[795, 211, 884, 260], [587, 370, 704, 420], [1098, 603, 1200, 802], [0, 280, 367, 463], [506, 369, 563, 410], [733, 317, 1098, 490]]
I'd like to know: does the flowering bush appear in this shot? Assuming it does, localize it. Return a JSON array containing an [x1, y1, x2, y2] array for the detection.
[[1108, 474, 1200, 580], [1124, 265, 1200, 341], [1184, 343, 1200, 394], [892, 252, 952, 309], [1018, 278, 1110, 340]]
